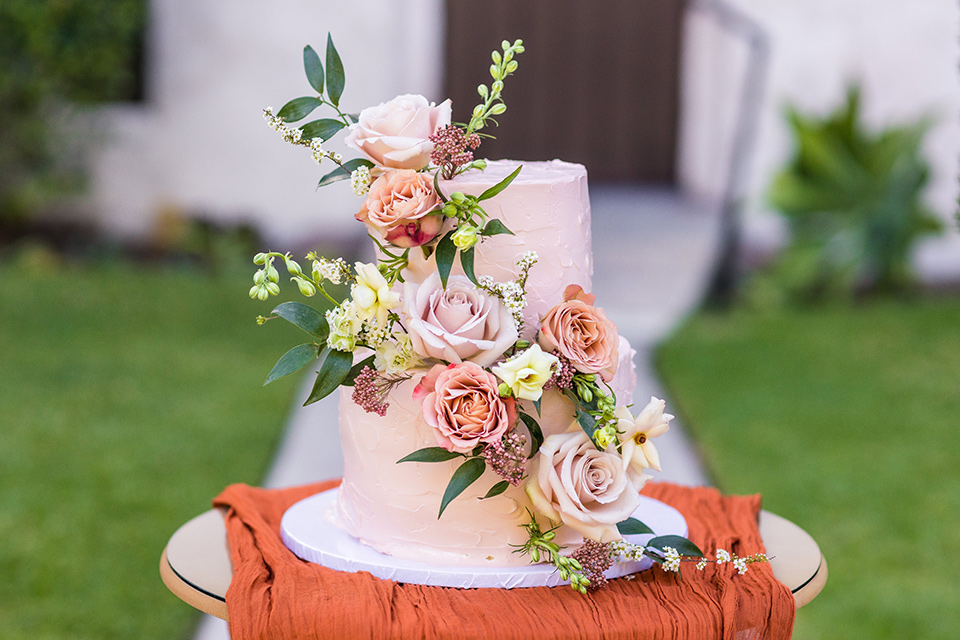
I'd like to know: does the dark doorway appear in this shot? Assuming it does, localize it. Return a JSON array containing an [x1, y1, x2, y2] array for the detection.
[[445, 0, 683, 183]]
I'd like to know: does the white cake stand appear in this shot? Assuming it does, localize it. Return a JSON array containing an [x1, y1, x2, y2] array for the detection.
[[281, 488, 687, 589]]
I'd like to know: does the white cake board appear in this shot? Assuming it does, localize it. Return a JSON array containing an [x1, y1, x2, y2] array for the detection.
[[281, 488, 687, 589]]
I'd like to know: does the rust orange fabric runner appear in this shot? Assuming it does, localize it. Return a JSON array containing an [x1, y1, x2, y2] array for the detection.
[[214, 481, 795, 639]]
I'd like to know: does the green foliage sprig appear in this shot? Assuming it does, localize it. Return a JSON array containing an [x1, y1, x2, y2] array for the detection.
[[467, 39, 525, 136], [397, 445, 498, 518], [513, 510, 590, 593]]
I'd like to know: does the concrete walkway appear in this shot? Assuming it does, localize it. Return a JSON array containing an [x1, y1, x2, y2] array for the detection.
[[193, 185, 723, 639]]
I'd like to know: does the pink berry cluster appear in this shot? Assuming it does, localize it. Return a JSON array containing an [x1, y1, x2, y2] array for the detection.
[[544, 351, 575, 391], [429, 125, 481, 179], [482, 431, 527, 485], [351, 366, 389, 416], [569, 539, 613, 591]]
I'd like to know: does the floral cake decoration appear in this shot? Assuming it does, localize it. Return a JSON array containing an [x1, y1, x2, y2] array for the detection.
[[250, 35, 767, 592]]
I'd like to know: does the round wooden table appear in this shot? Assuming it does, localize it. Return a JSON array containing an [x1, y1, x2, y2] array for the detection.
[[160, 507, 827, 621]]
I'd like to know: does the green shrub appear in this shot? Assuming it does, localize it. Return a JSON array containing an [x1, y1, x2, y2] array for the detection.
[[765, 86, 942, 300]]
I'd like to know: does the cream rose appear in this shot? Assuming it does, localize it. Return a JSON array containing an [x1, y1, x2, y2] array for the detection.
[[403, 273, 518, 366], [344, 94, 452, 170], [538, 284, 619, 382], [491, 344, 558, 401], [526, 428, 646, 542], [415, 363, 517, 453], [356, 169, 443, 248], [352, 262, 401, 328], [615, 398, 672, 474]]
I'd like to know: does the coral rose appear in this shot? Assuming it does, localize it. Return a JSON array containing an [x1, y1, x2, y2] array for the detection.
[[526, 428, 647, 543], [416, 362, 517, 453], [356, 169, 443, 248], [344, 94, 452, 170], [538, 284, 619, 382], [403, 273, 519, 367]]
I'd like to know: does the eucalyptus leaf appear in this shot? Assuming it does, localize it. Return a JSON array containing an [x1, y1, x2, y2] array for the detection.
[[264, 342, 321, 386], [532, 397, 542, 417], [341, 355, 376, 387], [316, 158, 374, 188], [576, 409, 597, 440], [481, 219, 514, 236], [300, 118, 345, 142], [303, 347, 353, 405], [616, 517, 654, 536], [397, 447, 462, 464], [518, 412, 544, 458], [435, 230, 457, 288], [278, 96, 323, 123], [303, 45, 325, 94], [460, 247, 477, 285], [438, 457, 486, 518], [477, 165, 522, 201], [481, 480, 510, 500], [646, 535, 704, 558], [272, 301, 329, 340], [325, 33, 345, 107]]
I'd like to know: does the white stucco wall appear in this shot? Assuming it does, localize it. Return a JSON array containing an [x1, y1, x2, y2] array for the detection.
[[678, 0, 960, 264], [87, 0, 445, 244]]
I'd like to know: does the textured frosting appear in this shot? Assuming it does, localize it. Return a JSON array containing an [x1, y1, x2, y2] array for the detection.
[[335, 160, 637, 566]]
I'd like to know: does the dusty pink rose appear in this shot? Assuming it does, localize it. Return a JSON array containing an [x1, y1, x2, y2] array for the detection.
[[538, 284, 619, 382], [356, 169, 443, 247], [416, 362, 517, 453], [404, 273, 519, 367], [526, 429, 646, 543], [344, 94, 452, 170]]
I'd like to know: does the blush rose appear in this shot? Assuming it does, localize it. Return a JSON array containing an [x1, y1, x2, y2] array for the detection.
[[344, 94, 452, 170], [414, 362, 517, 453], [525, 428, 647, 543], [356, 169, 443, 248], [403, 273, 519, 367], [538, 284, 619, 382]]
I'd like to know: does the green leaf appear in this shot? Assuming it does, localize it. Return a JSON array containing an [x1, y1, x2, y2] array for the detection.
[[278, 96, 323, 123], [481, 219, 514, 236], [435, 230, 457, 288], [477, 165, 522, 201], [272, 301, 330, 340], [300, 118, 345, 142], [438, 457, 486, 518], [518, 412, 544, 458], [317, 158, 375, 188], [532, 397, 542, 417], [481, 480, 510, 499], [264, 342, 321, 386], [576, 409, 597, 440], [303, 45, 325, 94], [325, 33, 345, 107], [646, 535, 704, 558], [616, 517, 654, 536], [397, 446, 463, 463], [341, 355, 376, 387], [460, 247, 477, 285], [304, 347, 353, 405]]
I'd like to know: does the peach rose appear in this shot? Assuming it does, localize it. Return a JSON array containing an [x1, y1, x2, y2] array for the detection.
[[538, 284, 619, 382], [356, 169, 443, 248], [415, 362, 517, 453], [526, 428, 646, 542], [403, 273, 519, 367], [344, 94, 452, 170]]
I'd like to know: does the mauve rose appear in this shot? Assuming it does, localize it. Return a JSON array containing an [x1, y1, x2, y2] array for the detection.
[[404, 273, 519, 367], [538, 284, 619, 382], [344, 94, 452, 170], [416, 363, 516, 453], [356, 169, 443, 248], [526, 428, 646, 543]]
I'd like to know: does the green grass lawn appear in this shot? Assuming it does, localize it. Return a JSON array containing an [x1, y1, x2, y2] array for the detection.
[[657, 298, 960, 640], [0, 260, 305, 639]]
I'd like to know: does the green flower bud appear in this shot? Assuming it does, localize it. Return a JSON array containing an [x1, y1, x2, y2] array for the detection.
[[489, 64, 501, 80], [492, 80, 504, 94], [253, 252, 267, 265], [473, 159, 488, 170], [265, 282, 281, 296], [442, 203, 458, 218], [559, 569, 569, 581], [266, 264, 280, 283], [473, 104, 485, 118], [503, 50, 514, 63], [498, 382, 513, 397], [515, 339, 531, 349], [490, 103, 507, 115], [295, 277, 316, 297], [477, 84, 489, 98], [568, 558, 582, 571], [452, 225, 480, 250], [581, 388, 593, 403], [542, 531, 555, 541], [450, 191, 466, 203], [254, 269, 266, 285], [513, 39, 524, 48], [491, 50, 502, 65], [532, 548, 540, 563], [249, 285, 262, 299], [505, 60, 518, 73], [501, 39, 511, 50], [285, 259, 302, 276]]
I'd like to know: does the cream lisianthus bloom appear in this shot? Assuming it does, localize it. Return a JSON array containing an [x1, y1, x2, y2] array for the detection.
[[491, 344, 558, 401], [374, 334, 422, 374], [614, 397, 673, 473], [351, 262, 401, 328]]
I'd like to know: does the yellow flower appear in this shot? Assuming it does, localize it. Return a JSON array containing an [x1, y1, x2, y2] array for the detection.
[[351, 262, 401, 328], [491, 344, 558, 401]]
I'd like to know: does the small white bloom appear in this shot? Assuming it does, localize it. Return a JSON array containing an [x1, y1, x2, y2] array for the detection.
[[350, 166, 371, 197], [351, 262, 401, 329], [325, 301, 361, 352], [614, 397, 673, 474], [696, 558, 708, 571], [716, 548, 731, 564], [733, 558, 748, 575], [374, 334, 422, 374], [661, 546, 681, 573], [491, 344, 558, 401]]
